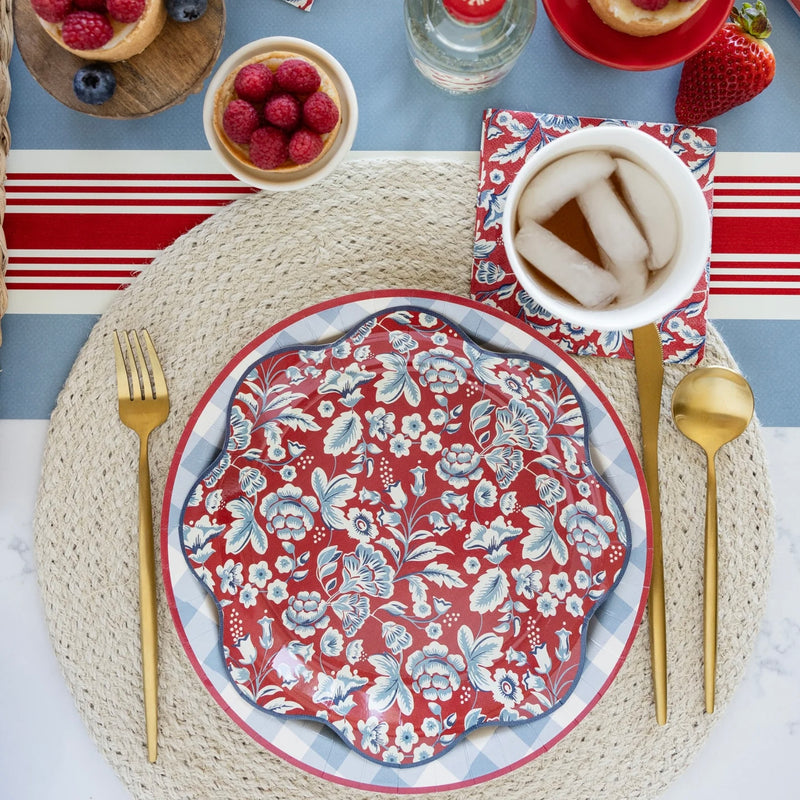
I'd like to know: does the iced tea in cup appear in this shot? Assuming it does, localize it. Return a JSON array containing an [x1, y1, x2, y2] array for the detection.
[[502, 126, 711, 331]]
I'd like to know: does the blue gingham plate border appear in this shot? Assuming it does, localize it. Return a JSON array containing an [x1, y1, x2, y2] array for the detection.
[[161, 290, 652, 793]]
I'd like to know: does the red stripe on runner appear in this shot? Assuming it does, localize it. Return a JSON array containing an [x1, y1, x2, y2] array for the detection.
[[712, 286, 800, 295], [714, 188, 800, 196], [715, 175, 800, 183], [6, 184, 254, 195], [3, 211, 212, 250], [713, 274, 800, 283], [7, 269, 142, 278], [9, 282, 130, 290], [11, 256, 152, 264], [6, 172, 242, 182], [712, 216, 800, 254], [7, 198, 235, 207], [713, 260, 800, 269], [714, 202, 800, 210]]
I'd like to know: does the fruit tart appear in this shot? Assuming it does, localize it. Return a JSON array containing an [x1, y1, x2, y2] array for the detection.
[[213, 51, 342, 173], [31, 0, 167, 62]]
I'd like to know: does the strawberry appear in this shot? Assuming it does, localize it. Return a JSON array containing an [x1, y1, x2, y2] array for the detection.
[[675, 2, 775, 125]]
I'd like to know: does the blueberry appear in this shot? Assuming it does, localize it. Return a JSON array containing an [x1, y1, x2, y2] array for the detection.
[[166, 0, 208, 21], [73, 63, 116, 106]]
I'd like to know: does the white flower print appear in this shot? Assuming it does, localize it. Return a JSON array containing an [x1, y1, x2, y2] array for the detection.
[[248, 561, 272, 588]]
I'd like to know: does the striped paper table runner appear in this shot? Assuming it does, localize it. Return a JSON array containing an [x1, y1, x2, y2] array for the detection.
[[4, 150, 799, 320]]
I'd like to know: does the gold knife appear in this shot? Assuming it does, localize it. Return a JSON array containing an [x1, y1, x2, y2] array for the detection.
[[632, 323, 667, 725]]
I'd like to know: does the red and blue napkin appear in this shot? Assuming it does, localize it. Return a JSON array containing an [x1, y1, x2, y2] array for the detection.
[[281, 0, 314, 10], [469, 110, 717, 364]]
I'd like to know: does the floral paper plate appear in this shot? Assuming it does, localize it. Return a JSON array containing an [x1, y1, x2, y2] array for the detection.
[[178, 306, 630, 764], [162, 291, 651, 792]]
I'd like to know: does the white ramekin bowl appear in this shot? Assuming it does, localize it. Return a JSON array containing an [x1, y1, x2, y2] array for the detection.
[[203, 36, 358, 192]]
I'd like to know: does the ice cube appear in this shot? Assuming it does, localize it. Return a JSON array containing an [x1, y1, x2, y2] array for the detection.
[[597, 245, 649, 307], [577, 178, 650, 268], [517, 150, 616, 224], [615, 157, 680, 270], [514, 221, 620, 309]]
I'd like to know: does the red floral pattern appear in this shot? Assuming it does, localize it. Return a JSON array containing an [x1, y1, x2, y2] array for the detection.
[[178, 308, 630, 764]]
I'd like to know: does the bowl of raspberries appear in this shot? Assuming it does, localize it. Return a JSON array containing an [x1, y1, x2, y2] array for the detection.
[[204, 37, 358, 191]]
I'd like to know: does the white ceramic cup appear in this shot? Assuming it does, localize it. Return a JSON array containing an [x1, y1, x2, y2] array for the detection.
[[502, 125, 711, 331]]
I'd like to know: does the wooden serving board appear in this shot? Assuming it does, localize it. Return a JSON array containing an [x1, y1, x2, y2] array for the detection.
[[14, 0, 226, 118]]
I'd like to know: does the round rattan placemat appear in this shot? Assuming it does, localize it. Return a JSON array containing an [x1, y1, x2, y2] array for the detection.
[[33, 159, 774, 799]]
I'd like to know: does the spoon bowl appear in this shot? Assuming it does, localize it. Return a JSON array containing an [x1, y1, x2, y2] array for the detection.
[[671, 366, 754, 714], [672, 367, 754, 456]]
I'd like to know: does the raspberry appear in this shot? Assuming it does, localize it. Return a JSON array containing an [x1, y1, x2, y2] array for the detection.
[[234, 63, 274, 104], [629, 0, 669, 8], [275, 59, 321, 94], [74, 0, 107, 9], [264, 92, 301, 131], [302, 92, 339, 134], [288, 128, 324, 165], [107, 0, 146, 23], [222, 99, 259, 144], [61, 11, 114, 50], [250, 127, 290, 170], [31, 0, 73, 23]]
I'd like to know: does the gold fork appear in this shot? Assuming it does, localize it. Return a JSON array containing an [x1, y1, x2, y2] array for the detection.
[[114, 330, 170, 763]]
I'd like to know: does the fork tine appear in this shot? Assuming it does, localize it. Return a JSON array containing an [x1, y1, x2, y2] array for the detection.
[[142, 330, 168, 400], [126, 330, 146, 400], [113, 330, 132, 400]]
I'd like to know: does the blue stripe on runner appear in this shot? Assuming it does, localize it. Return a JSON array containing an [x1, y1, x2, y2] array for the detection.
[[0, 314, 100, 419], [712, 319, 800, 428], [3, 315, 799, 425]]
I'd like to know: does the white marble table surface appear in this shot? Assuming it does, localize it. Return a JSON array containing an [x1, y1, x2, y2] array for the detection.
[[2, 423, 798, 798]]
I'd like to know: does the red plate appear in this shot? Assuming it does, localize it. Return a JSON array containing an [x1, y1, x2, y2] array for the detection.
[[542, 0, 735, 71]]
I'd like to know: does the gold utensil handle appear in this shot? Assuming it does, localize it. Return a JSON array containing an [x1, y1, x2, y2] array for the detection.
[[642, 427, 667, 726], [704, 452, 718, 714], [137, 434, 158, 762], [633, 324, 667, 725]]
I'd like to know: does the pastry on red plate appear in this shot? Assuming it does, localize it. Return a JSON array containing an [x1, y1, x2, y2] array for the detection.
[[587, 0, 709, 36]]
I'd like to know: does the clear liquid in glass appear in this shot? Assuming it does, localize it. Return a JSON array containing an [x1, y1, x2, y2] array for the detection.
[[404, 0, 537, 94]]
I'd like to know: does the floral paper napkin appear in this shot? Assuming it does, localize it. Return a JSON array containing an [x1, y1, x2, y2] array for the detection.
[[281, 0, 314, 10], [470, 110, 717, 364]]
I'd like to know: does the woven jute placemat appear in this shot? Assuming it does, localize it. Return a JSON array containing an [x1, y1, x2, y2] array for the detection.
[[33, 159, 774, 799]]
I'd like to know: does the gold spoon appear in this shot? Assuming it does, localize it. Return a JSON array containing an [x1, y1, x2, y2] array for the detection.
[[671, 366, 754, 714]]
